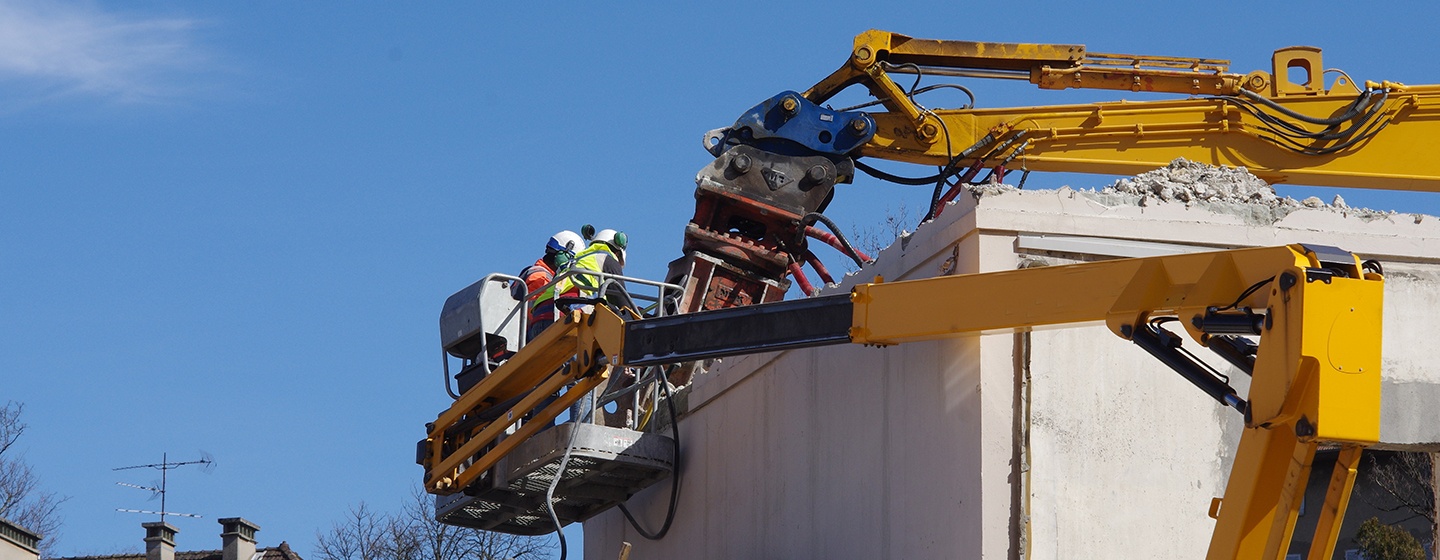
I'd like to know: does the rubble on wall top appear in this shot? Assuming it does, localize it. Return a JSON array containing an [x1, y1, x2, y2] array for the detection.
[[1106, 158, 1276, 206], [963, 158, 1423, 225]]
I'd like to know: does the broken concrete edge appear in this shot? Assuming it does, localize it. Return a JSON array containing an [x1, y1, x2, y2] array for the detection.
[[831, 158, 1440, 286], [970, 158, 1433, 224]]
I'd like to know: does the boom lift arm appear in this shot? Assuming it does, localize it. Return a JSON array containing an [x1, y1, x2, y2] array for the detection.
[[423, 243, 1382, 559]]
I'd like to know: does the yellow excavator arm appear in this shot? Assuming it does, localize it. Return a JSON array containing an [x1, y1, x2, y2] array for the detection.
[[804, 30, 1440, 190]]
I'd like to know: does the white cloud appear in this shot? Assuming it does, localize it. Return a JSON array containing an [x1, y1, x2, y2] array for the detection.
[[0, 1, 207, 103]]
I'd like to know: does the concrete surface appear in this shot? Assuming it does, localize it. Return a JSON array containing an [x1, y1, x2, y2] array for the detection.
[[585, 168, 1440, 559]]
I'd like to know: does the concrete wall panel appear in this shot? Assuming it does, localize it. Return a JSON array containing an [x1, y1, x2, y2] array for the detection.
[[1026, 326, 1233, 560]]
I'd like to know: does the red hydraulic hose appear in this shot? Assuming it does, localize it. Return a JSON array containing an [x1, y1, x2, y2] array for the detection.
[[932, 161, 987, 218], [787, 261, 817, 296], [805, 227, 872, 263], [804, 250, 835, 285]]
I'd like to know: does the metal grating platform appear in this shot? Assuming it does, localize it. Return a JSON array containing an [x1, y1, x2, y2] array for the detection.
[[435, 422, 675, 535]]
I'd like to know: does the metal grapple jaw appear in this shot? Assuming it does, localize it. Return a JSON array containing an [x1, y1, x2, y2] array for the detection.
[[671, 92, 872, 314]]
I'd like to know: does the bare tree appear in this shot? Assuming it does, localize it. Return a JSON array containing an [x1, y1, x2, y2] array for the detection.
[[0, 401, 64, 558], [316, 488, 551, 560], [849, 204, 912, 261], [844, 204, 912, 273], [315, 503, 391, 560], [1360, 451, 1437, 549]]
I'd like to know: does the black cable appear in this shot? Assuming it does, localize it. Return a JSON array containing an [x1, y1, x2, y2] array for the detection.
[[1217, 277, 1274, 312], [1222, 91, 1377, 139], [973, 167, 1000, 185], [854, 160, 949, 185], [921, 160, 963, 223], [924, 178, 946, 222], [796, 212, 868, 268], [854, 151, 984, 189], [836, 83, 976, 112], [894, 62, 925, 103], [913, 83, 976, 110], [545, 392, 589, 560], [829, 61, 995, 224], [1221, 94, 1385, 143], [883, 61, 964, 226], [1238, 88, 1376, 126], [1209, 88, 1392, 155], [1272, 114, 1392, 156], [1226, 100, 1390, 155], [921, 128, 961, 223], [838, 72, 971, 223], [597, 366, 655, 408], [617, 370, 681, 540]]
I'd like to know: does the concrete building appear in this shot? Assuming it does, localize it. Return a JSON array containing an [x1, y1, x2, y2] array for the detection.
[[56, 518, 299, 560], [584, 166, 1440, 559], [0, 517, 40, 560]]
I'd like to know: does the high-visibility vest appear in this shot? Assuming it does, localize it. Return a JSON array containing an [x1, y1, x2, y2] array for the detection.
[[565, 243, 619, 299]]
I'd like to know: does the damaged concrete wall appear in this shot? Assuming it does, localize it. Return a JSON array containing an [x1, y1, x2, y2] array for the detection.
[[584, 161, 1440, 560], [584, 216, 998, 559]]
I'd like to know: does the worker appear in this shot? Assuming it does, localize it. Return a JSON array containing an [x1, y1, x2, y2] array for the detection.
[[567, 225, 635, 313], [568, 225, 641, 427], [512, 230, 585, 342], [545, 225, 633, 426]]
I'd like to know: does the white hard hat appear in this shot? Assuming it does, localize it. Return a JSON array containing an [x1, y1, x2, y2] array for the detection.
[[546, 230, 584, 255], [592, 229, 627, 264]]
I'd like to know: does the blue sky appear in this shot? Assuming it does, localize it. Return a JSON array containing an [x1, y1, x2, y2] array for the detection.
[[2, 2, 1438, 559]]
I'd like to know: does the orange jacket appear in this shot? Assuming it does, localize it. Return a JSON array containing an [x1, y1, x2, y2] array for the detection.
[[518, 258, 556, 324]]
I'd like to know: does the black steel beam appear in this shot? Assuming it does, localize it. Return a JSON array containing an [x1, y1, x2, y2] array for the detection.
[[623, 294, 854, 366]]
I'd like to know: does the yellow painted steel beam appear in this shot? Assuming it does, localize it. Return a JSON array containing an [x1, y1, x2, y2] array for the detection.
[[1208, 424, 1316, 559], [847, 30, 1086, 74], [849, 244, 1380, 558], [813, 30, 1243, 98], [848, 245, 1307, 345], [1306, 446, 1363, 560], [1206, 267, 1380, 559]]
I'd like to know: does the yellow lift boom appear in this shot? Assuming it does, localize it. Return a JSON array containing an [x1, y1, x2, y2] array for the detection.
[[424, 244, 1382, 559]]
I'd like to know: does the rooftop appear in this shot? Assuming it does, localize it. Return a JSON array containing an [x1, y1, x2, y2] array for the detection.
[[54, 543, 300, 560]]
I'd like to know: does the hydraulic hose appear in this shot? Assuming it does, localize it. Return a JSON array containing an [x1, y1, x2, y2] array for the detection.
[[618, 372, 682, 540], [796, 212, 868, 269], [546, 401, 588, 560], [1238, 88, 1377, 126]]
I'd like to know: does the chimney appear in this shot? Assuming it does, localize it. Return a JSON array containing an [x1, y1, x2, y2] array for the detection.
[[219, 518, 259, 560], [142, 522, 178, 560]]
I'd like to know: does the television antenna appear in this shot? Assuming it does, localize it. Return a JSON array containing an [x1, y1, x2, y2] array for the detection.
[[114, 451, 215, 523]]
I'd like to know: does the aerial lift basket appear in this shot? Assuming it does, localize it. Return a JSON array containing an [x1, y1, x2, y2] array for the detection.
[[435, 422, 675, 535]]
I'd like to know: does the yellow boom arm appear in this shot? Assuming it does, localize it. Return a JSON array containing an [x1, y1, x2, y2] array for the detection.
[[806, 30, 1440, 190], [423, 244, 1382, 559], [850, 244, 1381, 559]]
